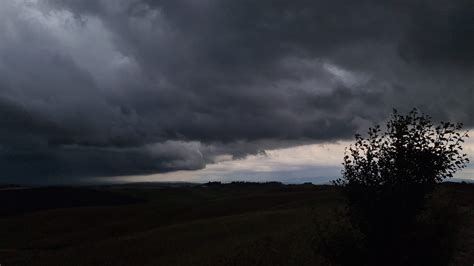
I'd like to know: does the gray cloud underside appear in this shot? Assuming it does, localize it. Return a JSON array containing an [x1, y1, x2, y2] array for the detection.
[[0, 0, 472, 182]]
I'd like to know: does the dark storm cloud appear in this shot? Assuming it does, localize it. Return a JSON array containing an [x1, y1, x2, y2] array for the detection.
[[399, 0, 474, 67], [0, 0, 472, 183]]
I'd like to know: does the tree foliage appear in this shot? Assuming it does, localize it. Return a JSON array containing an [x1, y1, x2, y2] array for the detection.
[[334, 108, 469, 265]]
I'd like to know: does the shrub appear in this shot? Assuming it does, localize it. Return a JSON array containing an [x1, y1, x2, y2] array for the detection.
[[333, 109, 469, 265]]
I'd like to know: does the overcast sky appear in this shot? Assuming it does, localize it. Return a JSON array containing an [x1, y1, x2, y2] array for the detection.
[[0, 0, 473, 184]]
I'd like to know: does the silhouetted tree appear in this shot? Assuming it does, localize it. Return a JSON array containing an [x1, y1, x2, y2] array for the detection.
[[334, 109, 469, 265]]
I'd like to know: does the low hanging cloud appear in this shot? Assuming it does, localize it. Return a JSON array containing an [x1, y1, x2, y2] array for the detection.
[[0, 0, 472, 183]]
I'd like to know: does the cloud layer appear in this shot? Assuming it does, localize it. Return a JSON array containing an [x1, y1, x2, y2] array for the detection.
[[0, 0, 472, 183]]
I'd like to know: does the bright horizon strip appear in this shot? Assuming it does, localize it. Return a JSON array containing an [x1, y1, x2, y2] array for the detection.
[[108, 131, 473, 184]]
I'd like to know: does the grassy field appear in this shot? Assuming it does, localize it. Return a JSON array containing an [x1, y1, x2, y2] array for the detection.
[[0, 182, 472, 265]]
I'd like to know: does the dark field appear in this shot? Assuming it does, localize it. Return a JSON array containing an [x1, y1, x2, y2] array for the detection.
[[1, 182, 473, 265]]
